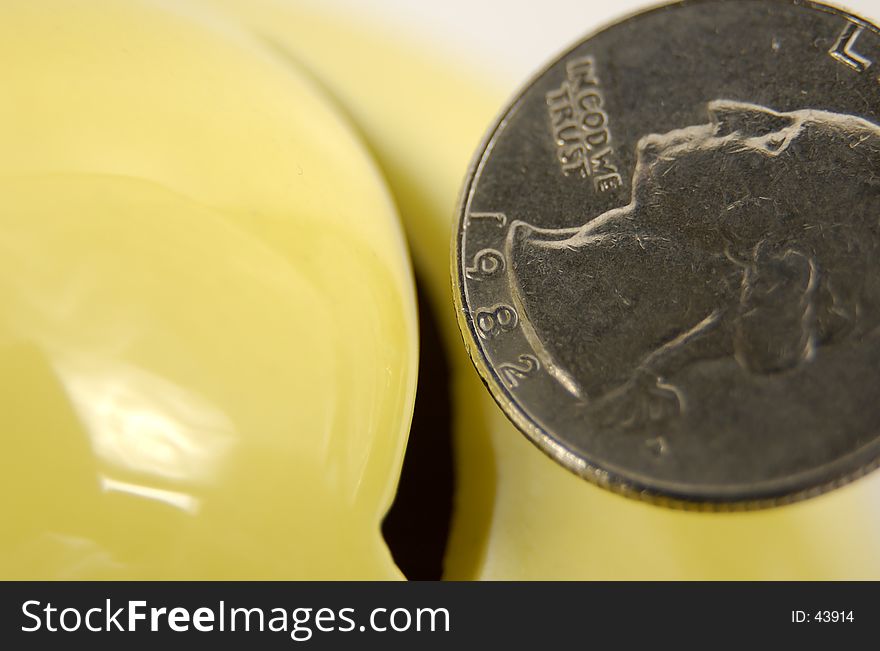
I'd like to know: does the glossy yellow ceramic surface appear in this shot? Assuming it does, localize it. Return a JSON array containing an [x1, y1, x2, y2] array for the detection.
[[219, 0, 880, 579], [0, 0, 417, 579]]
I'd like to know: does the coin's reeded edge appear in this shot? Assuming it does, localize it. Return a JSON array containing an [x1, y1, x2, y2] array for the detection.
[[450, 0, 880, 511]]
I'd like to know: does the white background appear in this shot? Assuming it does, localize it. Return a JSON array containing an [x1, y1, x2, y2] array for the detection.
[[309, 0, 880, 88]]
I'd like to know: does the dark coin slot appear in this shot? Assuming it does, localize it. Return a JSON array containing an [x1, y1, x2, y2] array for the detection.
[[381, 274, 454, 580]]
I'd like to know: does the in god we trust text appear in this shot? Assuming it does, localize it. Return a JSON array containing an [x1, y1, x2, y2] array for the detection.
[[547, 56, 623, 193]]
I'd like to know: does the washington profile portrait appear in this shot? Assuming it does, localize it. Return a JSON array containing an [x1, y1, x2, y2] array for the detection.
[[506, 100, 880, 427]]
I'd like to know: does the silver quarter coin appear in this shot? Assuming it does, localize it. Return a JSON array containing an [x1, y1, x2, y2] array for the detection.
[[452, 0, 880, 507]]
